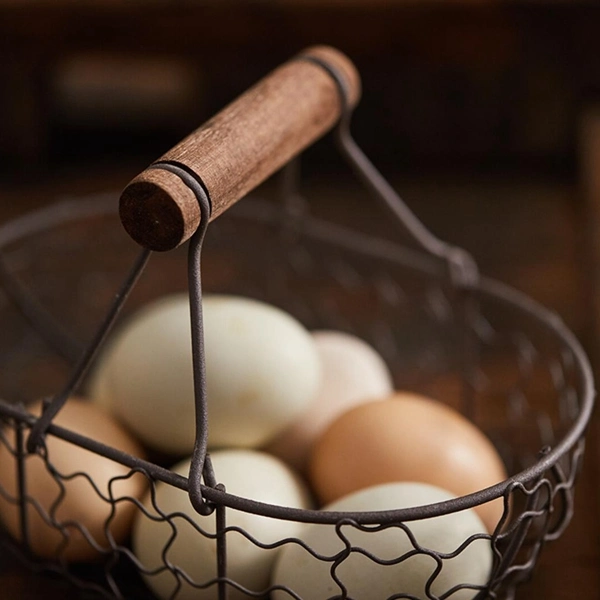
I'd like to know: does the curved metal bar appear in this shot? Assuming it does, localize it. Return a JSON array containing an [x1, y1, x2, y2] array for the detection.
[[0, 198, 594, 525], [148, 162, 215, 517], [0, 52, 594, 593], [25, 247, 151, 453], [303, 53, 482, 425], [302, 54, 479, 289]]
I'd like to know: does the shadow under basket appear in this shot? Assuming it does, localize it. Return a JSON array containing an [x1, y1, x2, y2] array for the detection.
[[0, 45, 595, 600]]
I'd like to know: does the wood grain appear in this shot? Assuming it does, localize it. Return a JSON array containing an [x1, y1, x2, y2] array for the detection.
[[119, 46, 361, 251]]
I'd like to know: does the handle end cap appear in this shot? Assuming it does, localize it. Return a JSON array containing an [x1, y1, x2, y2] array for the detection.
[[119, 168, 201, 251]]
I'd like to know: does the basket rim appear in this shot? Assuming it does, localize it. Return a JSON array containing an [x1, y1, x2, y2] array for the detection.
[[0, 196, 594, 526]]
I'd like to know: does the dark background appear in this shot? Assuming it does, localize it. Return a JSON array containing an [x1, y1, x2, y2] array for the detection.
[[2, 2, 600, 179]]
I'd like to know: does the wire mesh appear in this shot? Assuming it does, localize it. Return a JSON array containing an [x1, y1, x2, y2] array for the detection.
[[0, 192, 593, 599]]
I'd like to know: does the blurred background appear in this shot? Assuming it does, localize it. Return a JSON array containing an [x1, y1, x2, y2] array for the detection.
[[0, 1, 599, 598], [1, 1, 599, 176], [1, 1, 599, 177]]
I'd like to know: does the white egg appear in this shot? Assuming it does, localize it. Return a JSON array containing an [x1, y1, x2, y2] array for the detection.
[[271, 482, 492, 600], [88, 294, 197, 454], [133, 449, 313, 600], [202, 295, 321, 449], [266, 330, 393, 471], [89, 294, 321, 454]]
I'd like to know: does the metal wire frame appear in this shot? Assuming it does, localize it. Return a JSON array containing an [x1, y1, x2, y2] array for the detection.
[[0, 193, 593, 517], [0, 55, 595, 600], [0, 189, 593, 599]]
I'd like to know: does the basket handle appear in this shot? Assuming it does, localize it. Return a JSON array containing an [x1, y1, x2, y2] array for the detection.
[[119, 46, 361, 252]]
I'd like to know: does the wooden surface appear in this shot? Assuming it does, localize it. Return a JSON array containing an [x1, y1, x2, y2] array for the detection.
[[120, 46, 361, 251], [0, 169, 598, 598]]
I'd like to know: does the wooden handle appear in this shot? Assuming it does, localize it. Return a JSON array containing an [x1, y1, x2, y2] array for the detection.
[[119, 46, 361, 251]]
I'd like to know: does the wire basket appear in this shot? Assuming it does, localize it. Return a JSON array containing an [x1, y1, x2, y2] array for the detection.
[[0, 46, 594, 600]]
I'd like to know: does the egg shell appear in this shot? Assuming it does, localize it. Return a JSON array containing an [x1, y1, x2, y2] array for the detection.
[[272, 482, 492, 600], [0, 398, 148, 562], [202, 295, 321, 449], [265, 330, 393, 472], [89, 294, 321, 454], [309, 392, 507, 533], [132, 449, 313, 600], [88, 294, 196, 453]]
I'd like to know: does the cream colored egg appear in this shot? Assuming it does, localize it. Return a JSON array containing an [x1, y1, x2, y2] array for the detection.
[[202, 296, 321, 449], [89, 294, 196, 454], [89, 294, 321, 454], [272, 482, 492, 600], [0, 398, 147, 562], [266, 330, 392, 472], [133, 449, 313, 600]]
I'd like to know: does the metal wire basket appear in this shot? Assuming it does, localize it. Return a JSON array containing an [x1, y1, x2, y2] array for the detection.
[[0, 46, 594, 600]]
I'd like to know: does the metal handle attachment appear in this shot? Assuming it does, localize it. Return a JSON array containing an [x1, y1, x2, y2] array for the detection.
[[119, 46, 361, 251]]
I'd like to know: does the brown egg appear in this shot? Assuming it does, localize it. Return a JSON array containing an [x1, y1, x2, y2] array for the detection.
[[0, 397, 148, 562], [308, 392, 508, 533]]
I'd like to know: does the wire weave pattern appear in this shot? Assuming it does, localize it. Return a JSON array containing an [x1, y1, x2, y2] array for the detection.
[[0, 193, 593, 599]]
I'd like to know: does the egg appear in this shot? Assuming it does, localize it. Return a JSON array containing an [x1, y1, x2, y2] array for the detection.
[[202, 296, 321, 449], [88, 294, 196, 454], [265, 330, 393, 472], [89, 294, 321, 454], [309, 392, 507, 533], [133, 449, 313, 600], [0, 397, 148, 562], [271, 482, 492, 600]]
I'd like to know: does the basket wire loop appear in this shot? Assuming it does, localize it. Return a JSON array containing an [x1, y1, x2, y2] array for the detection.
[[545, 443, 582, 540], [146, 159, 234, 594], [305, 51, 481, 287], [0, 52, 596, 600], [488, 464, 548, 591], [145, 161, 220, 519], [24, 248, 151, 454], [306, 52, 482, 421]]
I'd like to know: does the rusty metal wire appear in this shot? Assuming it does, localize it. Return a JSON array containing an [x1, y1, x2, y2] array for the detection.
[[0, 53, 594, 597], [0, 182, 593, 599]]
